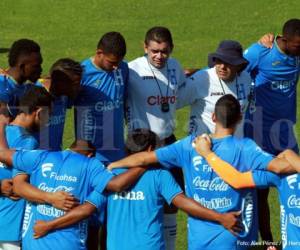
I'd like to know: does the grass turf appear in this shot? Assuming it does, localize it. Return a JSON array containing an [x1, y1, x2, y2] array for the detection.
[[1, 1, 300, 249]]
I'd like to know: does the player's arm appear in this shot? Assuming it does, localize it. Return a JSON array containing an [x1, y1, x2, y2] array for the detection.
[[184, 68, 198, 76], [274, 149, 300, 173], [13, 174, 79, 211], [33, 202, 96, 239], [193, 135, 290, 188], [172, 193, 242, 235], [107, 151, 158, 170], [193, 135, 255, 189], [105, 167, 147, 192], [0, 178, 20, 199], [0, 117, 15, 166], [258, 33, 275, 48]]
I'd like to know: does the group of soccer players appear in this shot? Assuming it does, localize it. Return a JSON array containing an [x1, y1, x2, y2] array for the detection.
[[0, 17, 299, 250]]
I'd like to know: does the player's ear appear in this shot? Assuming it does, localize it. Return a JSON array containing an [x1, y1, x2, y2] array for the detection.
[[35, 107, 42, 119], [87, 151, 94, 158], [143, 43, 148, 54], [212, 112, 216, 123], [147, 145, 153, 152], [96, 48, 104, 56]]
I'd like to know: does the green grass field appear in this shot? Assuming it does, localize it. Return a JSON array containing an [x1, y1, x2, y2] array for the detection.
[[0, 0, 299, 249]]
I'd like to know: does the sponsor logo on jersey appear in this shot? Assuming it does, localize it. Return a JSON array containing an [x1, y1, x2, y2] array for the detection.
[[287, 174, 298, 190], [210, 92, 224, 96], [147, 95, 176, 106], [281, 205, 288, 249], [192, 176, 229, 192], [42, 163, 54, 177], [37, 204, 65, 217], [95, 99, 124, 112], [38, 183, 74, 193], [142, 76, 156, 80], [49, 172, 77, 182], [41, 164, 77, 182], [193, 194, 232, 209], [113, 190, 145, 200], [22, 203, 33, 238], [80, 109, 96, 141], [289, 213, 300, 228], [287, 195, 300, 208], [48, 114, 66, 125], [192, 156, 203, 171], [270, 80, 295, 93]]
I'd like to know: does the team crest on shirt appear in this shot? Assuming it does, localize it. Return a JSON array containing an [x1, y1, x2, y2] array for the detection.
[[168, 69, 177, 86], [114, 69, 124, 86], [92, 79, 102, 87], [239, 192, 253, 236], [271, 61, 281, 66]]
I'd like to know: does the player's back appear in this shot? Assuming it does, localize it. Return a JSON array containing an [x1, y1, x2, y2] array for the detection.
[[106, 167, 182, 250], [0, 74, 33, 117], [156, 135, 273, 249], [0, 125, 38, 242], [13, 149, 112, 250]]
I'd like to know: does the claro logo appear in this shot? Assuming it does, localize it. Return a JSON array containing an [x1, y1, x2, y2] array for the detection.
[[147, 95, 176, 105]]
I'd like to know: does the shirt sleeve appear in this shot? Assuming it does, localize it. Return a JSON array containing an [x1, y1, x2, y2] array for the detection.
[[16, 136, 39, 150], [243, 43, 265, 77], [156, 169, 183, 205], [0, 76, 10, 103], [12, 137, 39, 177], [251, 170, 281, 188], [12, 150, 45, 175], [242, 139, 274, 171], [88, 158, 114, 193], [85, 190, 107, 212], [155, 138, 188, 169], [176, 74, 199, 109]]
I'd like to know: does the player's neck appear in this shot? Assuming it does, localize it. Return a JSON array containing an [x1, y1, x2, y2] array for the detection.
[[6, 68, 23, 84], [276, 36, 289, 54], [10, 113, 33, 130], [212, 125, 234, 138]]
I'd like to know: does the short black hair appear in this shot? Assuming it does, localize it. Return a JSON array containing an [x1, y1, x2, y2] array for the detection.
[[18, 86, 53, 114], [50, 58, 82, 78], [283, 18, 300, 38], [8, 39, 41, 67], [214, 94, 241, 128], [70, 139, 96, 157], [97, 32, 126, 58], [50, 58, 82, 86], [125, 129, 160, 155], [145, 26, 174, 50]]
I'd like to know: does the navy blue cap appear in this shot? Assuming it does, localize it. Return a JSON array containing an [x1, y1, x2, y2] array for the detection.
[[208, 40, 248, 69]]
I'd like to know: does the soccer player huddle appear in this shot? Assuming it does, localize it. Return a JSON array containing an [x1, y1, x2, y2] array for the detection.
[[0, 18, 299, 250]]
